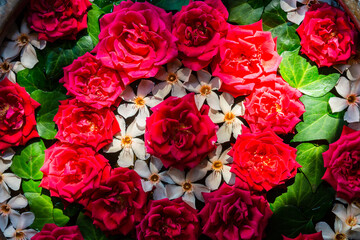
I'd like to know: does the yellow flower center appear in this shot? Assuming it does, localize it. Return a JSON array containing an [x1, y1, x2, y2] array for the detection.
[[150, 173, 160, 183], [200, 85, 211, 96], [346, 216, 357, 227], [0, 60, 11, 73], [0, 204, 10, 214], [134, 96, 145, 107], [121, 136, 132, 146], [335, 233, 347, 240], [212, 160, 223, 171], [17, 33, 30, 47], [167, 73, 178, 84], [347, 94, 357, 104], [182, 182, 192, 192], [275, 103, 282, 113], [224, 112, 235, 123], [15, 231, 25, 240]]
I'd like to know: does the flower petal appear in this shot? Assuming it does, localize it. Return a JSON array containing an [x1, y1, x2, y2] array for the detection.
[[17, 212, 35, 229], [217, 123, 232, 143], [145, 96, 162, 107], [167, 59, 182, 73], [8, 194, 27, 209], [329, 97, 348, 113], [117, 103, 138, 118], [127, 119, 144, 138], [315, 222, 335, 240], [209, 77, 221, 90], [205, 172, 222, 190], [194, 94, 206, 110], [280, 0, 297, 12], [197, 70, 211, 85], [344, 104, 360, 123], [0, 41, 21, 60], [4, 225, 15, 238], [117, 149, 134, 167], [153, 182, 167, 200], [159, 171, 175, 184], [209, 109, 225, 124], [347, 64, 360, 81], [220, 93, 233, 113], [222, 165, 236, 185], [232, 102, 245, 116], [177, 68, 192, 83], [193, 183, 210, 202], [232, 118, 243, 139], [137, 80, 154, 97], [132, 138, 146, 160], [186, 161, 208, 182], [141, 180, 154, 192], [166, 184, 183, 200], [0, 214, 8, 232], [206, 91, 221, 111], [0, 184, 11, 202], [20, 44, 38, 69], [336, 77, 351, 98], [3, 173, 21, 191], [121, 86, 136, 102], [167, 168, 185, 185], [152, 81, 172, 98], [182, 192, 196, 209], [134, 160, 151, 179], [332, 204, 347, 223], [171, 82, 187, 97], [150, 157, 163, 174]]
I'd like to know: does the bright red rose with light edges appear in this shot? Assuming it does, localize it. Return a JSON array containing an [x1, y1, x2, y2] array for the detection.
[[243, 74, 305, 135], [61, 52, 125, 109], [94, 0, 178, 86], [198, 183, 272, 240], [230, 128, 300, 192], [136, 198, 200, 240], [283, 232, 324, 240], [32, 224, 84, 240], [54, 99, 120, 151], [85, 167, 147, 236], [145, 93, 217, 170], [212, 21, 281, 97], [172, 0, 228, 71], [40, 142, 111, 204], [297, 3, 357, 67], [322, 126, 360, 202], [0, 78, 40, 151], [27, 0, 91, 42]]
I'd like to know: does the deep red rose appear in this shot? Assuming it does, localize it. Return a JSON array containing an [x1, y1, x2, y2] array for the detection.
[[198, 183, 272, 240], [94, 0, 178, 86], [283, 232, 324, 240], [322, 126, 360, 202], [32, 223, 84, 240], [230, 128, 300, 191], [136, 198, 200, 240], [0, 78, 40, 151], [60, 52, 125, 109], [297, 3, 357, 67], [40, 142, 111, 204], [27, 0, 91, 42], [172, 0, 228, 71], [54, 99, 120, 151], [85, 167, 147, 235], [212, 21, 281, 97], [243, 74, 305, 135], [145, 93, 217, 170]]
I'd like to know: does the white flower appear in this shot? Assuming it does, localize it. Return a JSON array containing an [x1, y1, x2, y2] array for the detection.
[[209, 92, 245, 143], [117, 80, 162, 128], [0, 195, 28, 232], [166, 167, 210, 209], [0, 58, 24, 83], [280, 0, 310, 25], [184, 69, 221, 111], [0, 19, 46, 69], [347, 64, 360, 82], [134, 157, 175, 200], [0, 152, 21, 202], [104, 116, 146, 168], [316, 217, 360, 240], [332, 202, 360, 233], [152, 59, 193, 98], [4, 212, 37, 240], [329, 77, 360, 123]]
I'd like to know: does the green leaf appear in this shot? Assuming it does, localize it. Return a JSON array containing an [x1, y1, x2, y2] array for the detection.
[[77, 212, 109, 240], [279, 48, 340, 97], [10, 141, 45, 180], [92, 0, 123, 12], [22, 180, 42, 193], [45, 35, 94, 81], [227, 0, 265, 25], [296, 143, 328, 192], [25, 192, 69, 231], [151, 0, 189, 11], [292, 93, 344, 143], [88, 5, 104, 45], [30, 90, 68, 140], [16, 66, 47, 94]]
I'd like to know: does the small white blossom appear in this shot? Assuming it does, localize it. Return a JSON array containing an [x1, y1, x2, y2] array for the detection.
[[0, 150, 21, 202], [347, 64, 360, 82], [332, 202, 360, 233], [0, 58, 24, 83], [4, 212, 37, 240], [0, 195, 28, 232], [316, 217, 360, 240]]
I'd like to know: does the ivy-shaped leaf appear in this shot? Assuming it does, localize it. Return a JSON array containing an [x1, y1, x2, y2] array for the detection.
[[88, 4, 104, 45], [10, 141, 45, 180], [77, 213, 109, 240], [30, 90, 68, 140], [279, 48, 340, 97], [22, 179, 42, 194], [226, 0, 266, 25], [16, 66, 47, 94], [151, 0, 189, 11], [292, 93, 344, 143]]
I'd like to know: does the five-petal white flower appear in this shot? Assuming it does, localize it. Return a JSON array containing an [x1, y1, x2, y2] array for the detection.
[[3, 212, 37, 240], [332, 202, 360, 233], [0, 194, 28, 232], [347, 64, 360, 82], [316, 217, 360, 240], [0, 58, 24, 83], [0, 150, 21, 203]]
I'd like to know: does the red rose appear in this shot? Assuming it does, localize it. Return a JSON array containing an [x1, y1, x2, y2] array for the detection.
[[212, 21, 281, 97], [230, 128, 300, 191], [136, 198, 200, 240], [40, 142, 111, 204], [243, 74, 305, 135], [0, 78, 40, 151], [54, 99, 120, 151], [85, 167, 147, 235], [61, 52, 125, 109], [322, 126, 360, 202], [198, 183, 272, 240], [283, 232, 324, 240], [172, 0, 228, 71], [27, 0, 91, 42], [94, 0, 178, 85], [32, 223, 84, 240], [145, 93, 217, 170], [297, 3, 358, 67]]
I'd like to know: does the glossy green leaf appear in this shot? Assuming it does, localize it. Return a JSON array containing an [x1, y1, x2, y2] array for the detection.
[[16, 66, 47, 94], [10, 141, 45, 180], [227, 0, 265, 25], [279, 48, 340, 97], [77, 212, 109, 240], [293, 93, 344, 143], [88, 4, 104, 45], [151, 0, 189, 11], [30, 90, 68, 140], [22, 180, 42, 194]]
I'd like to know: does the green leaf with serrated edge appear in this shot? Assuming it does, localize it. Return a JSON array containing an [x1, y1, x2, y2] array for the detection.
[[10, 141, 45, 180], [227, 0, 265, 25], [45, 35, 94, 81], [25, 192, 69, 231], [292, 93, 344, 143], [296, 143, 328, 192], [88, 4, 104, 45], [150, 0, 189, 11], [77, 212, 109, 240], [30, 90, 68, 140], [16, 66, 47, 94], [279, 48, 340, 97], [22, 180, 42, 193]]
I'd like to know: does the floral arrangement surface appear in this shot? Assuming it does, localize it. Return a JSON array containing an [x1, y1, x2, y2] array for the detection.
[[0, 0, 360, 239]]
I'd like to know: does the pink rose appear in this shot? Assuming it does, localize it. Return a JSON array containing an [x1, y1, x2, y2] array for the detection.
[[145, 93, 217, 170], [297, 3, 358, 67], [283, 232, 324, 240], [94, 0, 178, 85], [40, 142, 111, 204], [212, 21, 281, 97], [199, 183, 272, 240], [32, 224, 84, 240], [136, 198, 200, 240], [322, 126, 360, 202], [54, 99, 120, 151], [61, 52, 125, 109], [172, 0, 228, 71], [85, 167, 147, 235], [27, 0, 91, 42]]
